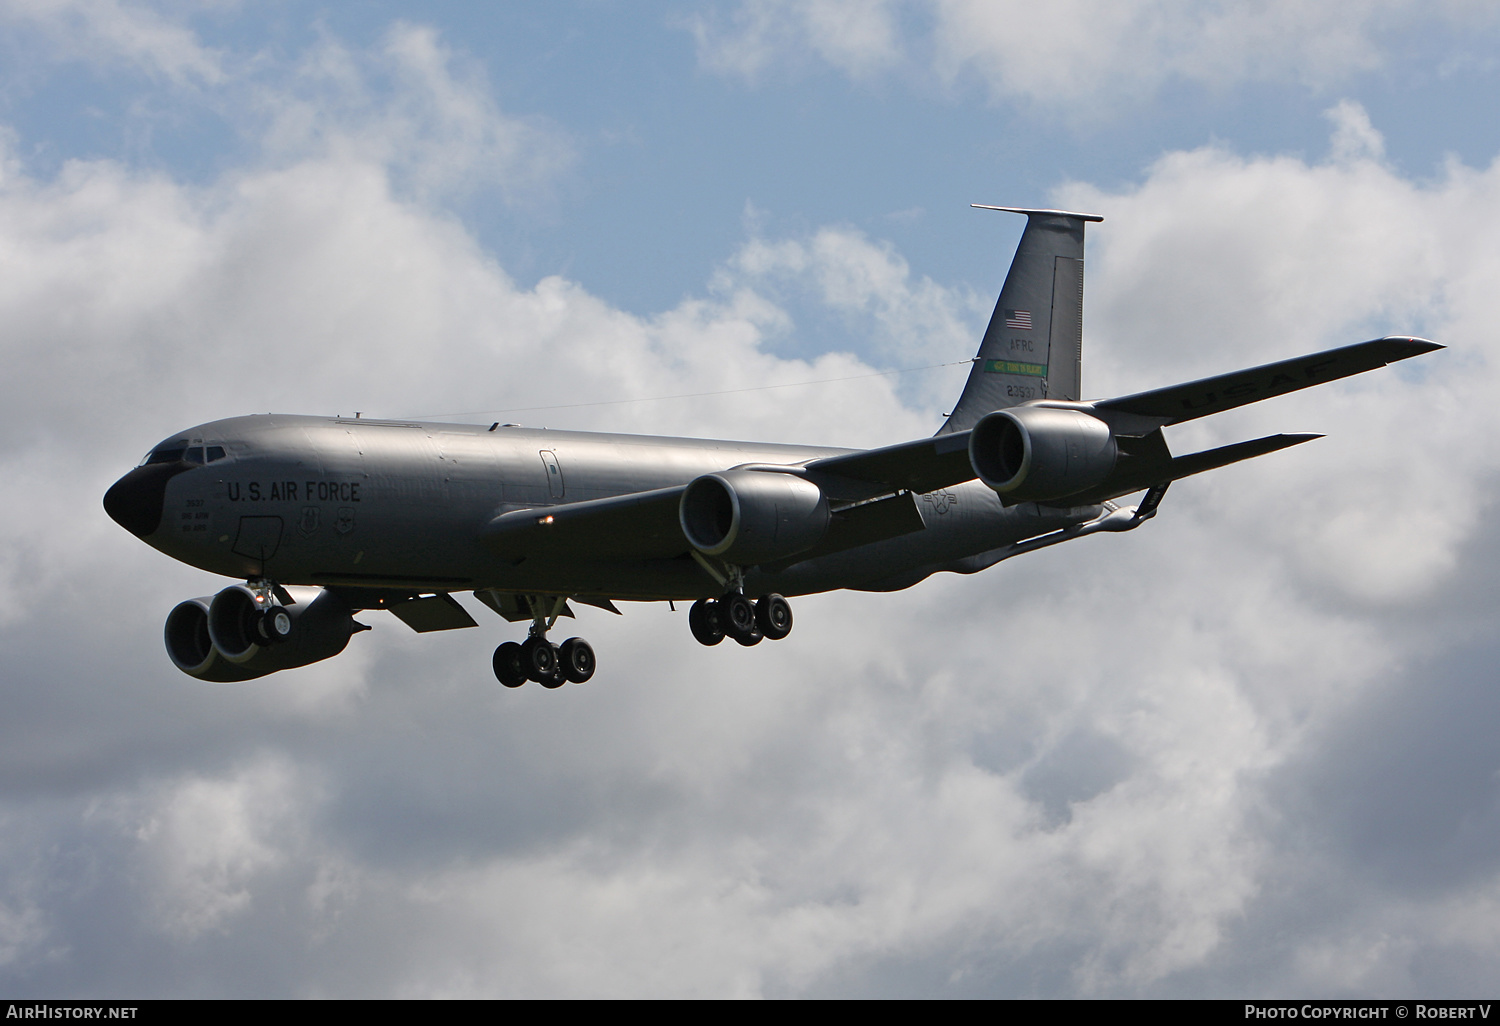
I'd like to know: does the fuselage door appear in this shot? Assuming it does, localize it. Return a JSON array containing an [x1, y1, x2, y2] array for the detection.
[[539, 450, 565, 500], [232, 515, 284, 561]]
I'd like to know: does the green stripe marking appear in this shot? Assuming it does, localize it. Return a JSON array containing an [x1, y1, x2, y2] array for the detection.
[[983, 360, 1047, 377]]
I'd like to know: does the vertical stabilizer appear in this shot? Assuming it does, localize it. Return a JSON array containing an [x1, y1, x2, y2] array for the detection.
[[939, 206, 1103, 434]]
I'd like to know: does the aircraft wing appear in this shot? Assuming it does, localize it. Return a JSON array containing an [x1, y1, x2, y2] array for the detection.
[[1041, 336, 1441, 504], [802, 432, 975, 497], [801, 338, 1440, 495], [482, 486, 690, 561], [479, 478, 930, 564], [479, 337, 1441, 562], [1093, 336, 1442, 430]]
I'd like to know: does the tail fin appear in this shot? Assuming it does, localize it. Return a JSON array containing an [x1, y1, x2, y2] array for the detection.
[[939, 206, 1103, 434]]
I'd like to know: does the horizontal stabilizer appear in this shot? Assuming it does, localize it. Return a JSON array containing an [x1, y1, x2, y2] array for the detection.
[[1166, 432, 1322, 480], [1065, 432, 1322, 506], [1095, 336, 1441, 429], [971, 205, 1103, 222]]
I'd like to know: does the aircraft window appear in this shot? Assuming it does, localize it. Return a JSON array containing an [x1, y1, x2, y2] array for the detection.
[[184, 447, 207, 465], [206, 446, 227, 462], [141, 446, 189, 466]]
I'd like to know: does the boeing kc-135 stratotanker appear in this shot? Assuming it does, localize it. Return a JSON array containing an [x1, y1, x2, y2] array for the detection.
[[104, 206, 1441, 688]]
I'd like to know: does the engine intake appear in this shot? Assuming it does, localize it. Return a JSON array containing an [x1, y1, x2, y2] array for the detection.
[[679, 470, 830, 565], [165, 597, 260, 682], [166, 586, 358, 681], [969, 406, 1117, 503]]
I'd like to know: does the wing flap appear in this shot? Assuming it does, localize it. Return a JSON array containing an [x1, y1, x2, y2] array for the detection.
[[387, 593, 479, 632]]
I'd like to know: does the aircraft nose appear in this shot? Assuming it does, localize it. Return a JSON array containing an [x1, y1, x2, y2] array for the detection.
[[104, 464, 185, 538]]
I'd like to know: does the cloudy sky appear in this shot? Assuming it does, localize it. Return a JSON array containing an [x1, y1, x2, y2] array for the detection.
[[1, 0, 1498, 998]]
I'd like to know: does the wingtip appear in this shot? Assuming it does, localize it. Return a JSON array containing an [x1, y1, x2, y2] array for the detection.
[[1380, 335, 1445, 358]]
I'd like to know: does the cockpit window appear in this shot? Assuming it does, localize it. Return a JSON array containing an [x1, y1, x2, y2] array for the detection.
[[138, 441, 229, 466], [138, 439, 230, 467], [141, 445, 189, 466]]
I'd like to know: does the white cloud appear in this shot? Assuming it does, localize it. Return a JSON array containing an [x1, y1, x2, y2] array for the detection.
[[693, 0, 1500, 111], [0, 0, 224, 85], [102, 757, 302, 938], [1326, 97, 1388, 165], [2, 22, 1500, 998], [258, 23, 573, 204], [1060, 101, 1485, 603], [717, 221, 985, 409], [689, 0, 905, 80]]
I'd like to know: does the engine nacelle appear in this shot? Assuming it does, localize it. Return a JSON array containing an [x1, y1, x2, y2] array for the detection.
[[969, 406, 1117, 503], [679, 469, 830, 565], [164, 597, 261, 682], [165, 586, 358, 682]]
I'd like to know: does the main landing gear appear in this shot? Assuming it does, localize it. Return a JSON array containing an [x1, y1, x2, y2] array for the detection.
[[491, 595, 596, 689], [688, 592, 793, 647], [492, 636, 595, 688], [488, 590, 792, 688]]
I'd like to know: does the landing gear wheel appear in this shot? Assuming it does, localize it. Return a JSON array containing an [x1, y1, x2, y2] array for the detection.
[[755, 594, 792, 640], [522, 636, 559, 682], [558, 638, 596, 684], [733, 627, 763, 647], [258, 605, 293, 645], [689, 599, 725, 646], [722, 593, 756, 643], [539, 671, 567, 689], [492, 642, 526, 688]]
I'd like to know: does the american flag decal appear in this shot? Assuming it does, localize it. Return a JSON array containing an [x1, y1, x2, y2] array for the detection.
[[1004, 309, 1032, 330]]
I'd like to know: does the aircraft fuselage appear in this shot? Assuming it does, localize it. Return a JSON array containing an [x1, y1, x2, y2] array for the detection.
[[113, 413, 1097, 602]]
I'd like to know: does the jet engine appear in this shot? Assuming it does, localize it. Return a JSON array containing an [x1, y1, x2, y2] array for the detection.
[[165, 585, 359, 681], [679, 469, 830, 565], [969, 406, 1117, 504]]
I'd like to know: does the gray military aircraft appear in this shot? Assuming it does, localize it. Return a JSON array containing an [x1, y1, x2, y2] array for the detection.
[[104, 206, 1441, 688]]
